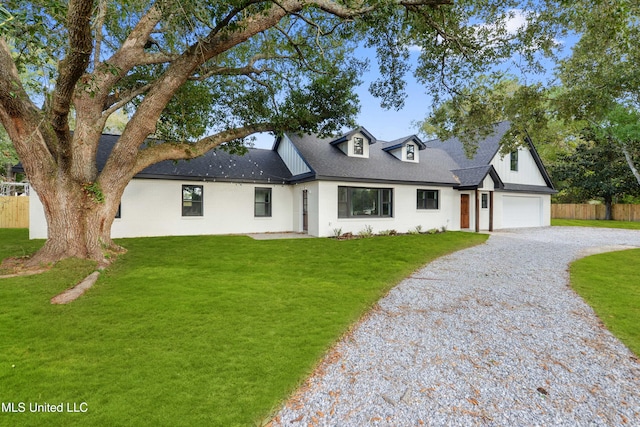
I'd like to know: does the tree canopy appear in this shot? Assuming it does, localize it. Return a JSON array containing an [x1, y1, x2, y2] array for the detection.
[[555, 0, 640, 121], [421, 0, 640, 209], [0, 0, 564, 265], [552, 125, 640, 218]]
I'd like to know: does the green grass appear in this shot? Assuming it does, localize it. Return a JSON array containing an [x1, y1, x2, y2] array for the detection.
[[552, 218, 640, 229], [0, 230, 487, 426], [570, 249, 640, 357], [0, 229, 44, 262]]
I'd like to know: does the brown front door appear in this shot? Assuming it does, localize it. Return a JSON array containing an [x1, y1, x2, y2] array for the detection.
[[460, 194, 470, 229]]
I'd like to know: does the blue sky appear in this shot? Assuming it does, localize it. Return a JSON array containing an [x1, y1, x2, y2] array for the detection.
[[251, 49, 442, 149], [252, 9, 577, 150]]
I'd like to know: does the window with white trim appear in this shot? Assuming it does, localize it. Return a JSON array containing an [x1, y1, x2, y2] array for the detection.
[[353, 137, 364, 155], [406, 144, 415, 160]]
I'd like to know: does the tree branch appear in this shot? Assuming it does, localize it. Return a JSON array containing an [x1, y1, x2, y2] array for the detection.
[[87, 3, 163, 106], [92, 0, 108, 70], [102, 84, 152, 113], [620, 142, 640, 186], [309, 0, 452, 18], [131, 123, 276, 175], [50, 0, 94, 147], [0, 38, 56, 176], [274, 24, 326, 74], [190, 54, 274, 80]]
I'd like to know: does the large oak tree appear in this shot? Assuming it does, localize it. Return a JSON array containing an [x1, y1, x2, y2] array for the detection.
[[0, 0, 559, 266]]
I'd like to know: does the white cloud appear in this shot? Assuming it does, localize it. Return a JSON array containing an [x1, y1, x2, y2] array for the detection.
[[504, 9, 529, 35], [404, 9, 531, 54]]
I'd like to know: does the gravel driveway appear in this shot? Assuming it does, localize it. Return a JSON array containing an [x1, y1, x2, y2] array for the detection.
[[272, 227, 640, 426]]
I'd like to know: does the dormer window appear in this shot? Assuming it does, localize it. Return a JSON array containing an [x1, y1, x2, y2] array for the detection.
[[330, 127, 376, 158], [406, 144, 415, 160], [382, 136, 424, 162], [353, 137, 364, 155]]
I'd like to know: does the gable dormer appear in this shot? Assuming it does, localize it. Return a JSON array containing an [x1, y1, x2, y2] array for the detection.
[[382, 135, 426, 163], [330, 127, 376, 158]]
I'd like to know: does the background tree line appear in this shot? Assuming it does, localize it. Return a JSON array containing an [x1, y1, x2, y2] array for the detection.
[[421, 0, 640, 218]]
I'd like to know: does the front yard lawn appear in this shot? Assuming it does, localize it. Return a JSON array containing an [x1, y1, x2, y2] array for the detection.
[[552, 219, 640, 229], [0, 230, 487, 426], [570, 249, 640, 357]]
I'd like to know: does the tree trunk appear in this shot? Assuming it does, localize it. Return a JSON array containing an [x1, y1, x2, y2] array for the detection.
[[603, 197, 613, 220], [27, 176, 125, 268], [620, 143, 640, 186]]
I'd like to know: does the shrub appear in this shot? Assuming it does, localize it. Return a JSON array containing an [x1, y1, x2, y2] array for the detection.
[[358, 225, 374, 238], [408, 225, 423, 235]]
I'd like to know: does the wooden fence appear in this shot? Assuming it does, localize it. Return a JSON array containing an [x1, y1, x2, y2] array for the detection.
[[552, 204, 640, 221], [0, 196, 29, 228]]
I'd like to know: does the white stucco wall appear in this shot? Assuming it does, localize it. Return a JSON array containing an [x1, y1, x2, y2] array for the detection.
[[28, 179, 295, 239], [28, 190, 47, 239], [27, 176, 551, 240], [314, 180, 459, 237]]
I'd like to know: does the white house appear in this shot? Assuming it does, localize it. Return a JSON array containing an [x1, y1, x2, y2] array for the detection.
[[25, 121, 556, 239]]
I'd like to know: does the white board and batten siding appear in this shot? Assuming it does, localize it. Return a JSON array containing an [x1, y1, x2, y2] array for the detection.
[[276, 134, 311, 176], [491, 147, 547, 187]]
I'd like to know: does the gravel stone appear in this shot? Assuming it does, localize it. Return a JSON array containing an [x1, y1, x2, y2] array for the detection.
[[271, 227, 640, 427]]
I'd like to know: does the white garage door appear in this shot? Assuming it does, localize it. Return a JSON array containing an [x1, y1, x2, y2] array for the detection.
[[502, 195, 543, 228]]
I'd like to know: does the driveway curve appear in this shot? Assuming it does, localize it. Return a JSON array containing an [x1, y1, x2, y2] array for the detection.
[[272, 227, 640, 426]]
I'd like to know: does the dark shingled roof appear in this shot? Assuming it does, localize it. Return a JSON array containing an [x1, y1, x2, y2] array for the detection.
[[75, 134, 292, 183], [138, 147, 292, 183], [13, 121, 554, 193], [452, 166, 493, 188], [13, 133, 292, 183], [423, 121, 508, 169], [501, 183, 557, 194], [286, 132, 459, 186]]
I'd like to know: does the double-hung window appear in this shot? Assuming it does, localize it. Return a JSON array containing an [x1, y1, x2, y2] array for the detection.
[[417, 189, 439, 210], [255, 187, 272, 217], [406, 144, 415, 160], [510, 150, 519, 171], [353, 137, 364, 155], [182, 185, 203, 216], [338, 186, 393, 218]]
